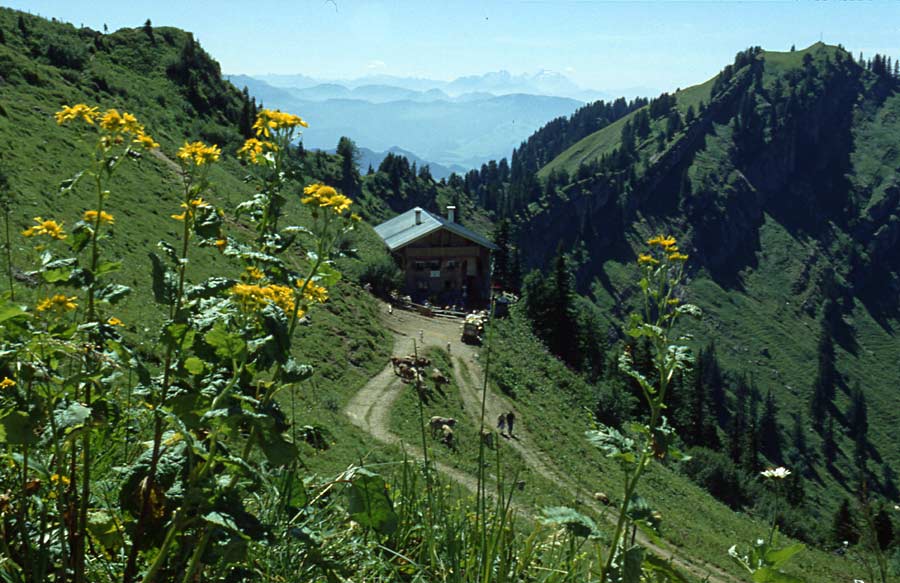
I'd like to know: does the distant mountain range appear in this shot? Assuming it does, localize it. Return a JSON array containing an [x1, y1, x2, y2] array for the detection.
[[251, 70, 655, 102], [228, 73, 587, 169]]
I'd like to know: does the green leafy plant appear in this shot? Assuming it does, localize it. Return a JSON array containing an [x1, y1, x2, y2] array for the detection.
[[585, 234, 697, 582]]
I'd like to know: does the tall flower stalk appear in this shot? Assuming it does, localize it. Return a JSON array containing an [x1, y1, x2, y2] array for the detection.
[[586, 235, 697, 582]]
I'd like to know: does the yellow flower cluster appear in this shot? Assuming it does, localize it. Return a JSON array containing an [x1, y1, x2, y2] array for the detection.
[[107, 317, 124, 326], [230, 283, 299, 315], [646, 234, 688, 262], [50, 473, 71, 486], [252, 108, 308, 138], [177, 141, 221, 166], [22, 217, 67, 240], [99, 109, 142, 134], [637, 253, 659, 266], [0, 377, 15, 389], [55, 104, 100, 125], [244, 266, 265, 281], [302, 183, 353, 214], [171, 197, 211, 221], [647, 235, 676, 248], [301, 282, 329, 304], [55, 104, 159, 149], [83, 210, 115, 225], [37, 294, 78, 313], [237, 137, 278, 164]]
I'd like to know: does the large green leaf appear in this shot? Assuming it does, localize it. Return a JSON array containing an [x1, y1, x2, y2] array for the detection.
[[0, 411, 39, 445], [54, 402, 92, 432], [0, 301, 28, 325], [258, 427, 298, 467], [347, 469, 398, 535], [149, 252, 177, 305], [751, 566, 804, 583], [282, 358, 313, 383], [622, 546, 644, 583], [764, 543, 805, 569], [539, 506, 599, 538], [205, 324, 246, 361]]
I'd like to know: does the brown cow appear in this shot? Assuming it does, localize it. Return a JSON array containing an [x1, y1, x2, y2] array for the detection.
[[429, 416, 456, 438]]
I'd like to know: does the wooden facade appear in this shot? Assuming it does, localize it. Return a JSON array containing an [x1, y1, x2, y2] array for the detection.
[[396, 229, 492, 306]]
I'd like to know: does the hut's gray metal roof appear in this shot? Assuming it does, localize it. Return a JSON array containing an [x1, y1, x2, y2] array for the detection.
[[373, 207, 497, 252]]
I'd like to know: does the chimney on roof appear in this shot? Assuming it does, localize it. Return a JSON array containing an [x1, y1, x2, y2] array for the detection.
[[447, 205, 456, 223], [415, 208, 422, 225]]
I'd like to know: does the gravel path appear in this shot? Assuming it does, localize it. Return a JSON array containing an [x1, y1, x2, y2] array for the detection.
[[344, 304, 738, 583]]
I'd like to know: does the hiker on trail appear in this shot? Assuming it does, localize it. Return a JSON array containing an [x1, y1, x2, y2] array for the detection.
[[497, 413, 506, 435], [446, 342, 452, 354], [506, 411, 516, 436], [419, 329, 424, 343], [388, 304, 393, 315]]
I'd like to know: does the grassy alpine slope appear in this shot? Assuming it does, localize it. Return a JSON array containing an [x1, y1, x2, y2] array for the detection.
[[0, 8, 391, 413], [522, 42, 900, 522]]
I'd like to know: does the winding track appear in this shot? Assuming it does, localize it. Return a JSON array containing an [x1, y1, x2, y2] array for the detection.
[[344, 305, 738, 583]]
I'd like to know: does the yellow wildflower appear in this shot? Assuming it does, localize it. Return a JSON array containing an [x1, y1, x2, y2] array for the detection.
[[647, 235, 664, 246], [302, 183, 353, 214], [22, 217, 67, 240], [0, 377, 15, 389], [350, 213, 361, 222], [245, 266, 265, 281], [177, 141, 221, 166], [667, 298, 681, 306], [107, 317, 124, 326], [171, 197, 211, 221], [36, 294, 78, 314], [661, 237, 677, 249], [50, 473, 71, 486], [301, 282, 329, 304], [637, 253, 659, 266], [99, 109, 143, 134], [252, 108, 308, 138], [215, 238, 227, 252], [230, 283, 296, 314], [266, 284, 296, 314], [55, 104, 99, 125], [237, 138, 278, 164], [133, 131, 159, 149], [83, 210, 115, 225], [667, 252, 689, 262]]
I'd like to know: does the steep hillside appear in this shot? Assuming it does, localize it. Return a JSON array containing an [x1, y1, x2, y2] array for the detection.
[[517, 42, 900, 528], [0, 8, 390, 415]]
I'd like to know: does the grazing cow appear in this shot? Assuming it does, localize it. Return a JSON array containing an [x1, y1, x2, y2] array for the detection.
[[430, 368, 450, 386], [594, 492, 611, 506], [390, 356, 414, 373], [429, 416, 456, 438], [410, 355, 431, 368], [441, 424, 454, 448], [481, 429, 495, 449]]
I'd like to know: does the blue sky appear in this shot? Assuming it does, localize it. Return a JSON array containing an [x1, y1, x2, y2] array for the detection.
[[5, 1, 900, 93]]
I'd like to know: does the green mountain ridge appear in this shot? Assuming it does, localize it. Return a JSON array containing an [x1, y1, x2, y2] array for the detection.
[[512, 42, 899, 520]]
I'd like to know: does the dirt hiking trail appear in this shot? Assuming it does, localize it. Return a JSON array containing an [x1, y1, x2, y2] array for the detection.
[[344, 305, 737, 583]]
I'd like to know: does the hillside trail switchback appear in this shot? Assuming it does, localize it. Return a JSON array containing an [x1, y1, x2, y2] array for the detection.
[[344, 304, 738, 583]]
